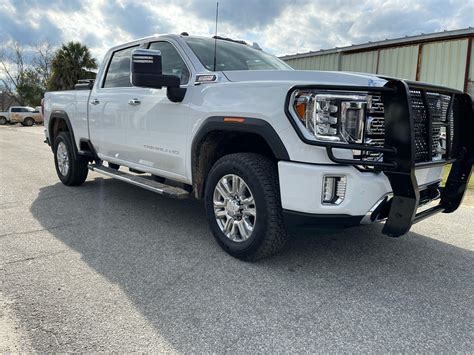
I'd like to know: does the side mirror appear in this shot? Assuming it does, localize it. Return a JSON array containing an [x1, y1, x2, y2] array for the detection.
[[131, 49, 186, 103]]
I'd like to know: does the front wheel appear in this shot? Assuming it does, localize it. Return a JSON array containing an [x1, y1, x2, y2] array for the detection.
[[54, 132, 88, 186], [0, 116, 7, 125], [205, 153, 288, 261], [22, 117, 35, 126]]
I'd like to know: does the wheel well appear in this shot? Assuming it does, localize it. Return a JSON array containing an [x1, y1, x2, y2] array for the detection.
[[192, 131, 277, 199], [49, 116, 70, 144]]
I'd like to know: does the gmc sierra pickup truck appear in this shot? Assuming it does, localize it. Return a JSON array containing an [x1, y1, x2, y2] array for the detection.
[[43, 34, 473, 261]]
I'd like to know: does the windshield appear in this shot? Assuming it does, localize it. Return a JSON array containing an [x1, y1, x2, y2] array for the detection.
[[184, 37, 291, 71]]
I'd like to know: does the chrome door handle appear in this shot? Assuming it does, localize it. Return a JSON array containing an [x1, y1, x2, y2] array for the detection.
[[90, 99, 100, 105], [128, 98, 141, 106]]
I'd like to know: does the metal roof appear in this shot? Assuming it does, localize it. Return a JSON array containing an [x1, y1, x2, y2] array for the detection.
[[280, 27, 474, 60]]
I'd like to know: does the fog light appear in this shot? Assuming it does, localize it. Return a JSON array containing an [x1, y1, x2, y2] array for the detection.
[[322, 175, 347, 205]]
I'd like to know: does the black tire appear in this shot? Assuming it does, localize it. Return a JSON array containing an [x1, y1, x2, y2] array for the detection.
[[0, 116, 7, 125], [108, 162, 120, 170], [205, 153, 288, 261], [22, 117, 35, 126], [54, 131, 88, 186]]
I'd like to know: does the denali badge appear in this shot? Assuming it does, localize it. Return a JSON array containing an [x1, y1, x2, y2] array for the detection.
[[144, 145, 179, 155]]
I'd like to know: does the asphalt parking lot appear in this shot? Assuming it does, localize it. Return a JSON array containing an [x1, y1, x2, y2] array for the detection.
[[1, 125, 473, 352]]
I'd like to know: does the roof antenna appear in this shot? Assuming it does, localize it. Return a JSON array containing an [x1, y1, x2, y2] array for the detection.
[[213, 1, 219, 72]]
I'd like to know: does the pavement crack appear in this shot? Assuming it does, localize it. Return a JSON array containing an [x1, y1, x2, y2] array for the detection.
[[1, 250, 67, 267], [0, 220, 88, 239], [223, 334, 245, 354], [31, 326, 61, 348]]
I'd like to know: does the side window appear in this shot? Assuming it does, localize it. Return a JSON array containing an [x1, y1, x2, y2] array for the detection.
[[11, 108, 20, 112], [21, 108, 28, 112], [148, 42, 190, 85], [103, 46, 138, 88]]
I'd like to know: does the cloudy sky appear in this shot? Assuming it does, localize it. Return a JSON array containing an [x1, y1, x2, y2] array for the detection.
[[0, 0, 473, 62]]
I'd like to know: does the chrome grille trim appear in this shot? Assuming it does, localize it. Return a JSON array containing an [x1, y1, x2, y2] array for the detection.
[[357, 89, 457, 165]]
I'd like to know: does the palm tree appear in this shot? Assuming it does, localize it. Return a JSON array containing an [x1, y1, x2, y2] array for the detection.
[[48, 42, 98, 91]]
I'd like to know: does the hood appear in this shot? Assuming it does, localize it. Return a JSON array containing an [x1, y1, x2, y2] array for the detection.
[[222, 70, 387, 87]]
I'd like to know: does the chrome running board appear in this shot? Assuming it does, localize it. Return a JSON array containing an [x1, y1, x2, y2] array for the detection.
[[88, 164, 189, 199]]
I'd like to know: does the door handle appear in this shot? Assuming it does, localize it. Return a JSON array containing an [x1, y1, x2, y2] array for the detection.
[[128, 98, 141, 106], [90, 99, 100, 105]]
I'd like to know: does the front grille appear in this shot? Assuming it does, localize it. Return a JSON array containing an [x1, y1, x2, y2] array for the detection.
[[362, 95, 385, 161], [359, 88, 458, 165], [410, 89, 430, 162], [426, 93, 451, 122], [410, 89, 456, 162]]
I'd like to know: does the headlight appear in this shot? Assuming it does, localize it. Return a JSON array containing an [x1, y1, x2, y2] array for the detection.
[[291, 90, 370, 144]]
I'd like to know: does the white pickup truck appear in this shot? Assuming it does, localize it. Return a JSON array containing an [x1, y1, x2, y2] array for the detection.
[[0, 106, 43, 126], [43, 34, 473, 260]]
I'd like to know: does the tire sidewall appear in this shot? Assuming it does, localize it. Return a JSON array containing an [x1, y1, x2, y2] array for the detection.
[[205, 158, 270, 255], [25, 118, 34, 126], [54, 132, 74, 184]]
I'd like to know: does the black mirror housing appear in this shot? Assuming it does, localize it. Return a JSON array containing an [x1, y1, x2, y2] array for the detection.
[[130, 48, 186, 102], [131, 49, 163, 88]]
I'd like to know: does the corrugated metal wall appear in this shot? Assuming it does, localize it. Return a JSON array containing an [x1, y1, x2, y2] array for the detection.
[[468, 40, 474, 94], [418, 39, 468, 90], [285, 53, 339, 71], [341, 51, 378, 73], [282, 37, 473, 93], [378, 45, 418, 80]]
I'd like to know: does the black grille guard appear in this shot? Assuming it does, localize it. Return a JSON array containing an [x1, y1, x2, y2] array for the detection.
[[284, 80, 474, 237], [381, 80, 473, 237]]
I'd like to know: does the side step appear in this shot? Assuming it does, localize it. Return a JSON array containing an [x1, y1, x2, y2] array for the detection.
[[88, 164, 189, 199]]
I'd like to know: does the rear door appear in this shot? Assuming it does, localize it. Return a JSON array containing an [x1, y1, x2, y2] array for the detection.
[[10, 107, 21, 122], [124, 40, 193, 180], [88, 45, 138, 163]]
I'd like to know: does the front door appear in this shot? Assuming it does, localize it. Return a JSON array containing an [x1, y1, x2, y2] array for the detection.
[[125, 41, 193, 181], [88, 45, 138, 163]]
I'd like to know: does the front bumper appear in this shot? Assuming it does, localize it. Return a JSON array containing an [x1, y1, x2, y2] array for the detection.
[[278, 161, 444, 224], [282, 80, 473, 236]]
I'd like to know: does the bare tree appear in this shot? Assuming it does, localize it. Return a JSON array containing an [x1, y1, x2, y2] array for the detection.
[[0, 42, 26, 105], [0, 42, 51, 106], [33, 43, 54, 90]]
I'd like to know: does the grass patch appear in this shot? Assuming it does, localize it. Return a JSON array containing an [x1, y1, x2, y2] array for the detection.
[[442, 165, 474, 190]]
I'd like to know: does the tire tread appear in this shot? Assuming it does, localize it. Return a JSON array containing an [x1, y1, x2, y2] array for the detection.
[[54, 131, 88, 186], [206, 153, 288, 261]]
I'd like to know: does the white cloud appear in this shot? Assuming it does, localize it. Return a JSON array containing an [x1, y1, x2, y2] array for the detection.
[[0, 0, 472, 59]]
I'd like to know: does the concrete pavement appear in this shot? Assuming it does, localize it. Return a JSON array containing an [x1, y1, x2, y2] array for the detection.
[[1, 125, 473, 352]]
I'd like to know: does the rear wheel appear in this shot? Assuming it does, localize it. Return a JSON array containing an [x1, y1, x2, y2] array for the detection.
[[54, 132, 88, 186], [205, 153, 288, 261], [0, 116, 7, 125], [22, 117, 35, 126]]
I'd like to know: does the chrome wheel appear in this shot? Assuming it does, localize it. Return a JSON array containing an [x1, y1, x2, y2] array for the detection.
[[213, 174, 256, 242], [56, 141, 69, 176]]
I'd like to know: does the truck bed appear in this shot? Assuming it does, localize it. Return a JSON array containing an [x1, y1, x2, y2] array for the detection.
[[44, 89, 91, 148]]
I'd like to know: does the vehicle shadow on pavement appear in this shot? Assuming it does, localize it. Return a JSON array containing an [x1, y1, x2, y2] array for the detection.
[[28, 177, 473, 352]]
